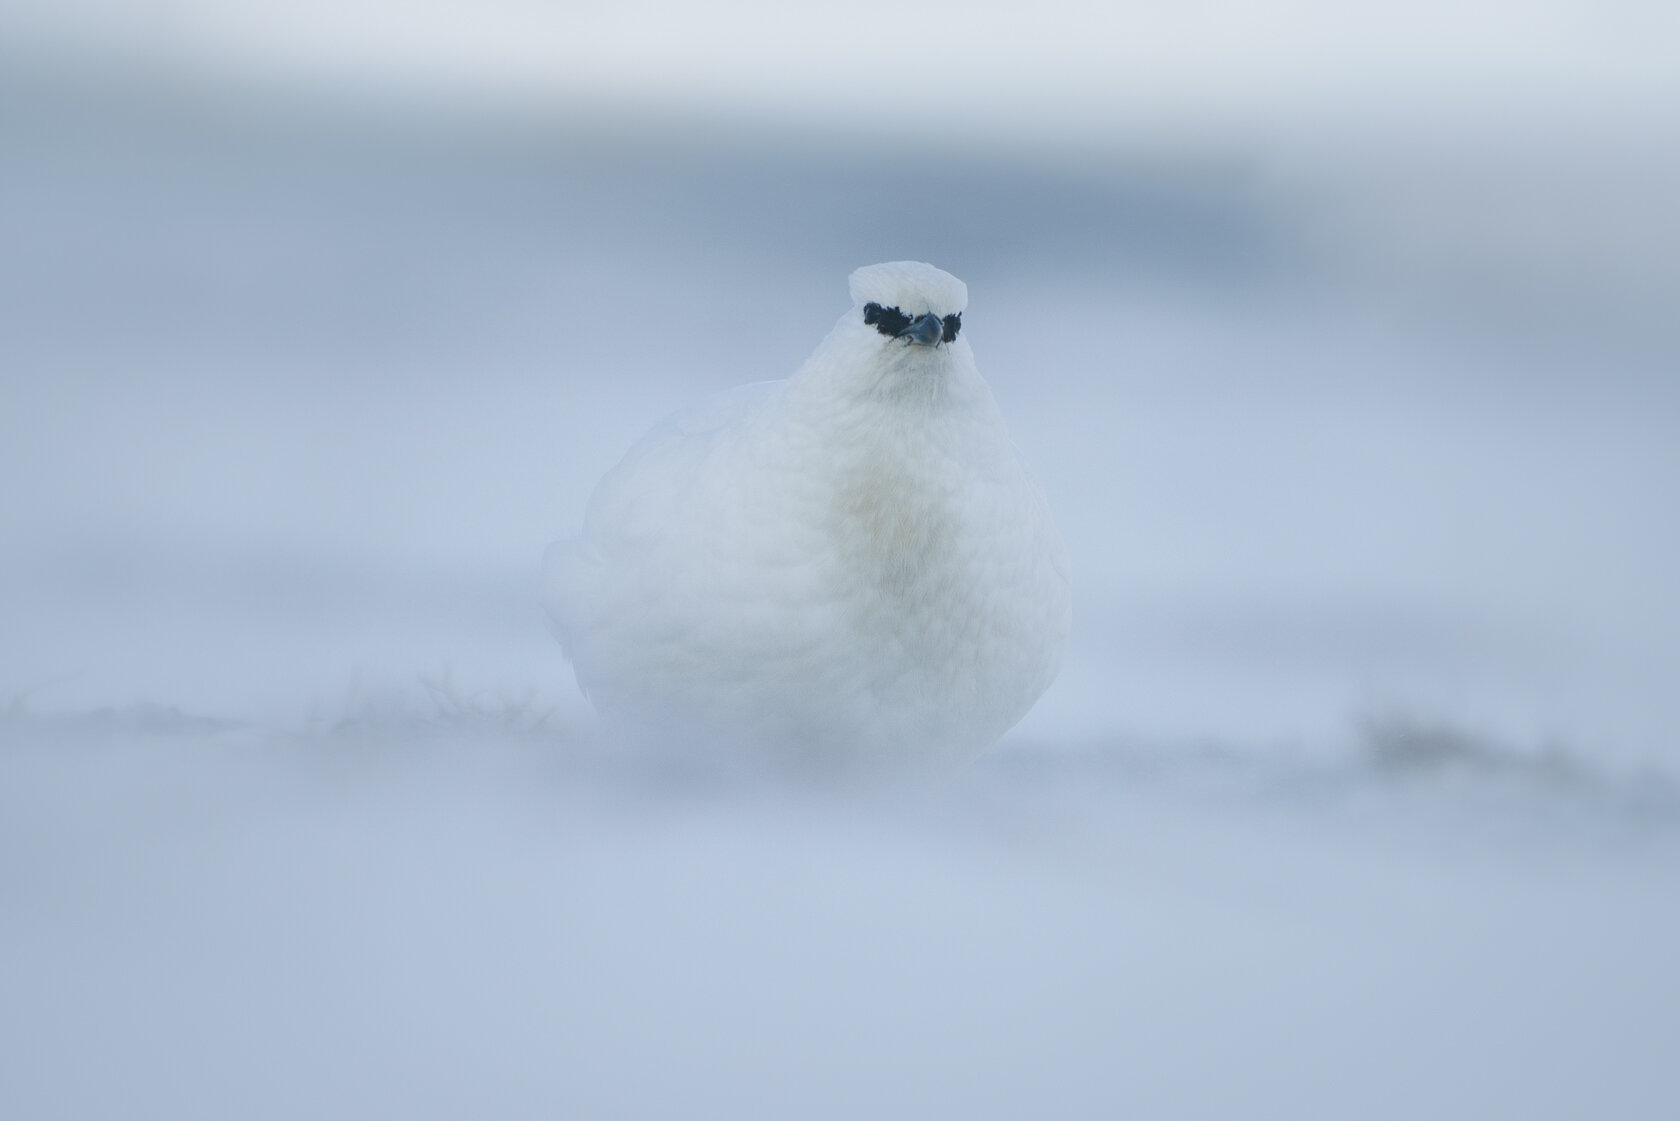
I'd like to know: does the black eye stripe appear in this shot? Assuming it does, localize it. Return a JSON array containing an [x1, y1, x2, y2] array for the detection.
[[862, 302, 911, 337], [864, 302, 962, 342]]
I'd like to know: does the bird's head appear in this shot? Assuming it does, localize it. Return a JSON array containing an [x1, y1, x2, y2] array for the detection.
[[847, 261, 968, 355], [795, 261, 979, 407]]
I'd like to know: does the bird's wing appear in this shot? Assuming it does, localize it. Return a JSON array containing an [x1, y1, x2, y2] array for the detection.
[[585, 378, 780, 548], [543, 379, 782, 655]]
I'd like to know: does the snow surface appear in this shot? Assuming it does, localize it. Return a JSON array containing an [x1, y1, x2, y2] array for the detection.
[[3, 67, 1679, 1119]]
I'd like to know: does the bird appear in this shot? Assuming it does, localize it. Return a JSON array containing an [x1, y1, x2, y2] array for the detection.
[[544, 261, 1070, 764]]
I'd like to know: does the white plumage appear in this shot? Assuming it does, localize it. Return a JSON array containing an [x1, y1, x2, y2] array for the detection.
[[544, 261, 1070, 761]]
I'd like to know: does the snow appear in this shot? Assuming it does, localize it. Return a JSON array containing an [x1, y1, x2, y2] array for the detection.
[[5, 708, 1678, 1120], [2, 66, 1678, 1119]]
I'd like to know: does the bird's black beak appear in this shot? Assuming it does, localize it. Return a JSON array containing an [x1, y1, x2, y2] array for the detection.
[[896, 313, 944, 347]]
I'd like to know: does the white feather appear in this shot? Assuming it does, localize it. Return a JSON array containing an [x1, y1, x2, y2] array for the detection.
[[545, 261, 1070, 760]]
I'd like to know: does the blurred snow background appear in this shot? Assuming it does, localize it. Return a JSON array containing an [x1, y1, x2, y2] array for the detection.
[[3, 4, 1679, 1118]]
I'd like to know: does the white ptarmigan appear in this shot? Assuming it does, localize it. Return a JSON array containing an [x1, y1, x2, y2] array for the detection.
[[544, 261, 1070, 761]]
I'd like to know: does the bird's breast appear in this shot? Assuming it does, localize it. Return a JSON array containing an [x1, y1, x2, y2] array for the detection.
[[829, 454, 955, 595]]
